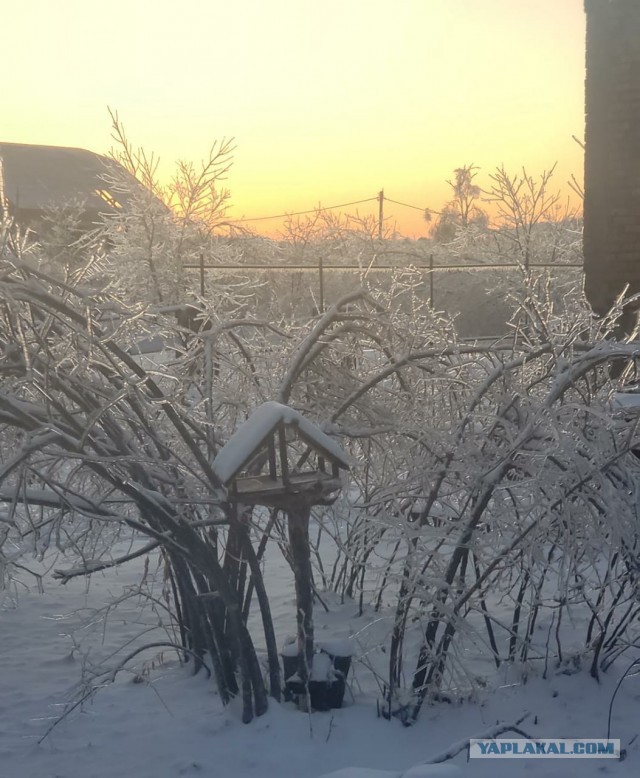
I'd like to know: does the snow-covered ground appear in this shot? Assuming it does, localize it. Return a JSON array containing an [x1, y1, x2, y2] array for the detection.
[[1, 544, 639, 778]]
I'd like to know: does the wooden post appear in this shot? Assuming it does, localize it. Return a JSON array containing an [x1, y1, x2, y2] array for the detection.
[[287, 503, 314, 685], [267, 436, 277, 480], [278, 424, 290, 487]]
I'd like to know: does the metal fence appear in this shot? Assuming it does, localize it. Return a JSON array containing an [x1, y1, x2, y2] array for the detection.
[[184, 256, 584, 313]]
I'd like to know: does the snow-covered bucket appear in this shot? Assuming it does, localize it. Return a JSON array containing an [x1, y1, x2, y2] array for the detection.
[[281, 637, 353, 711]]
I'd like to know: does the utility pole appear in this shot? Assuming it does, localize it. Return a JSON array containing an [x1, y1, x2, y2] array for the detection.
[[377, 189, 384, 240]]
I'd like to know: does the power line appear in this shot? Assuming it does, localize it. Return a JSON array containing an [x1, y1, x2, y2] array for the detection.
[[385, 196, 441, 216], [224, 192, 441, 233], [385, 197, 425, 211], [229, 197, 378, 223]]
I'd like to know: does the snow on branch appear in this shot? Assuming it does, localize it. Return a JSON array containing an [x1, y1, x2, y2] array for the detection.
[[0, 486, 123, 520], [52, 539, 160, 583]]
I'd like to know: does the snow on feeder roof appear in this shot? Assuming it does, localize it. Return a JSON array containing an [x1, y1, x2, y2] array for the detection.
[[212, 401, 352, 507]]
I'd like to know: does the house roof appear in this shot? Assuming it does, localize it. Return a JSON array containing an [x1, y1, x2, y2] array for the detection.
[[0, 142, 138, 214], [212, 401, 353, 485]]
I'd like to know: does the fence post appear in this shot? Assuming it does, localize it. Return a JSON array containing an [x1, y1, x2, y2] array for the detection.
[[199, 252, 205, 297], [429, 253, 435, 307], [318, 254, 325, 312]]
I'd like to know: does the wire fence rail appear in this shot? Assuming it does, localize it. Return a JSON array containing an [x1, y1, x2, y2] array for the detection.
[[184, 256, 584, 310]]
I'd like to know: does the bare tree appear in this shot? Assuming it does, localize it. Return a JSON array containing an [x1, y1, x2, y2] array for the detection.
[[430, 164, 487, 244], [102, 109, 236, 304], [484, 164, 563, 269]]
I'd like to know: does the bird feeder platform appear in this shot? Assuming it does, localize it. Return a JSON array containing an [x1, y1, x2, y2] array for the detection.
[[212, 401, 352, 509]]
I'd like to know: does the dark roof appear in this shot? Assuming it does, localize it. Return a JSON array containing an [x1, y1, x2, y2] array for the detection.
[[0, 142, 138, 214]]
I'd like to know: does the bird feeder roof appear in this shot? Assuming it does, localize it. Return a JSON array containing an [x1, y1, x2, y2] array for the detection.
[[212, 401, 352, 486]]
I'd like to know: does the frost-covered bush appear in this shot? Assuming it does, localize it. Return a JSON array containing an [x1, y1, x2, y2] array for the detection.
[[308, 279, 640, 722], [3, 210, 640, 729]]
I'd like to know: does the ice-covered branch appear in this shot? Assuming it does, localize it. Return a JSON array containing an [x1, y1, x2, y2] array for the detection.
[[420, 713, 532, 765], [52, 540, 160, 583]]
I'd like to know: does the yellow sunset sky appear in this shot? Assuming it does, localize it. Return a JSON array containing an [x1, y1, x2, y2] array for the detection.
[[2, 0, 585, 236]]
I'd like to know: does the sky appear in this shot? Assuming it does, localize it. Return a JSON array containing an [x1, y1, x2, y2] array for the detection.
[[1, 0, 586, 237]]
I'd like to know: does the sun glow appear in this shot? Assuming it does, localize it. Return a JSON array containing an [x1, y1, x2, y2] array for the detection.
[[2, 0, 585, 236]]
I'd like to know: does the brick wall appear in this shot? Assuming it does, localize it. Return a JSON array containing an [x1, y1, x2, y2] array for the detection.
[[584, 0, 640, 317]]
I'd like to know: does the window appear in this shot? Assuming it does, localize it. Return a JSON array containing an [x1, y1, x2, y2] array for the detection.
[[94, 188, 122, 209]]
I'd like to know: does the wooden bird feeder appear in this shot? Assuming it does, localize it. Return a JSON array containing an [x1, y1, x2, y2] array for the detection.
[[212, 402, 354, 709], [212, 401, 352, 509]]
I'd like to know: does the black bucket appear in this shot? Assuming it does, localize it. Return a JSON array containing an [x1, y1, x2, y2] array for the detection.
[[281, 645, 352, 710]]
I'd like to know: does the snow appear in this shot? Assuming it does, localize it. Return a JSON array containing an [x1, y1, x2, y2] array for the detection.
[[281, 636, 299, 657], [281, 639, 353, 666], [1, 543, 640, 778], [317, 639, 354, 658], [212, 401, 353, 485], [318, 771, 398, 778], [318, 765, 461, 777], [310, 651, 335, 682]]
